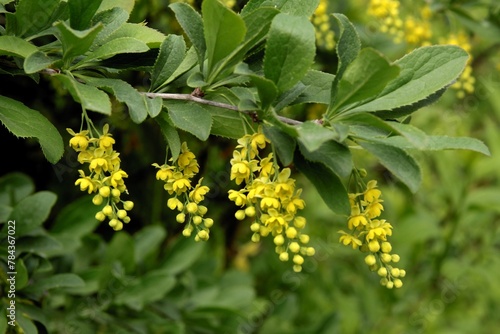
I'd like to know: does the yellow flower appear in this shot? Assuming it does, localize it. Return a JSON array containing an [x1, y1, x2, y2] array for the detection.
[[365, 200, 384, 218], [230, 150, 256, 185], [259, 153, 275, 177], [75, 173, 97, 194], [110, 169, 128, 188], [347, 215, 368, 230], [172, 173, 191, 194], [274, 168, 295, 199], [68, 129, 90, 151], [285, 191, 305, 215], [189, 179, 209, 203], [249, 132, 268, 156], [264, 209, 288, 233], [364, 180, 382, 202], [98, 124, 115, 149], [178, 142, 196, 168], [153, 163, 175, 181], [260, 196, 280, 211], [228, 189, 247, 206], [338, 231, 362, 249], [89, 148, 109, 173]]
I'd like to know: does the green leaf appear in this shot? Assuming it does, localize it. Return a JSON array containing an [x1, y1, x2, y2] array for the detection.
[[169, 2, 206, 71], [16, 259, 29, 290], [151, 35, 187, 92], [331, 14, 360, 76], [51, 196, 101, 239], [134, 225, 167, 264], [330, 48, 400, 114], [54, 74, 111, 115], [55, 21, 103, 66], [210, 7, 279, 82], [160, 237, 205, 275], [263, 125, 296, 166], [293, 70, 335, 105], [97, 0, 135, 14], [358, 141, 422, 193], [77, 37, 149, 66], [0, 172, 34, 207], [114, 269, 176, 311], [166, 101, 213, 141], [202, 0, 247, 79], [15, 313, 37, 334], [10, 0, 61, 37], [91, 7, 130, 48], [203, 104, 247, 139], [341, 112, 398, 137], [249, 75, 278, 112], [16, 234, 62, 255], [279, 0, 320, 16], [8, 191, 57, 235], [15, 304, 47, 329], [69, 0, 103, 30], [274, 82, 306, 111], [158, 46, 198, 88], [297, 121, 337, 152], [263, 13, 316, 92], [294, 150, 350, 215], [81, 76, 148, 123], [23, 273, 85, 297], [156, 112, 181, 160], [144, 95, 163, 118], [373, 86, 447, 119], [346, 46, 469, 115], [0, 36, 37, 59], [328, 13, 361, 113], [382, 134, 490, 156], [0, 96, 64, 164], [298, 140, 352, 179], [104, 232, 135, 273], [23, 51, 58, 74], [103, 22, 165, 48], [241, 0, 320, 17]]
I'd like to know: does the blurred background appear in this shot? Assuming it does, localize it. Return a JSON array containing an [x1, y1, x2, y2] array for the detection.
[[1, 0, 500, 333]]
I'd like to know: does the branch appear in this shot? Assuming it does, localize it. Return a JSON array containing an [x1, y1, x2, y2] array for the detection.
[[143, 92, 303, 126]]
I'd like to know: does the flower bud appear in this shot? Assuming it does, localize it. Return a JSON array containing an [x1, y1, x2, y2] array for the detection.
[[235, 210, 246, 220], [279, 252, 289, 261], [123, 201, 134, 211], [365, 254, 377, 266]]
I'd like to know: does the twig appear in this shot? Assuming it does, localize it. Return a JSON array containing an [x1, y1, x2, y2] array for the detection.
[[143, 92, 303, 126]]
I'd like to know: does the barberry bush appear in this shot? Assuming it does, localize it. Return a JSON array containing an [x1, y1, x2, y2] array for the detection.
[[1, 0, 499, 333]]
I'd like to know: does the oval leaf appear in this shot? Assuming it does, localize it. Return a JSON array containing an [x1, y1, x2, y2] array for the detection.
[[0, 96, 64, 164], [264, 13, 316, 92]]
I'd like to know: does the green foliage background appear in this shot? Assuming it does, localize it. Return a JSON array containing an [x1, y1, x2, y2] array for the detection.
[[1, 0, 500, 333]]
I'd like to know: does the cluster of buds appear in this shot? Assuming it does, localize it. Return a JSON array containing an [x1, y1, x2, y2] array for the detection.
[[67, 124, 133, 231], [368, 0, 404, 42], [153, 142, 213, 241], [339, 180, 405, 288], [228, 130, 315, 272], [312, 0, 335, 51]]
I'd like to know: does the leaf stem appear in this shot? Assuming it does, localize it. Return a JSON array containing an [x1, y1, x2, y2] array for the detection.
[[142, 92, 303, 126]]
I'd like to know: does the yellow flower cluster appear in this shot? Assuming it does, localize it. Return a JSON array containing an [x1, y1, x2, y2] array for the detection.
[[228, 131, 315, 273], [442, 32, 475, 98], [312, 0, 335, 51], [153, 142, 213, 241], [368, 0, 404, 42], [404, 16, 432, 45], [338, 180, 405, 288], [67, 124, 134, 231]]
